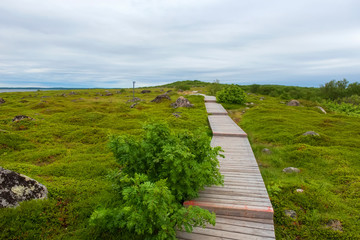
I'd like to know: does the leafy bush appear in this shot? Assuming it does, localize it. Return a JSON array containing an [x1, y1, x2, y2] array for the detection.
[[216, 84, 246, 104], [90, 122, 223, 239]]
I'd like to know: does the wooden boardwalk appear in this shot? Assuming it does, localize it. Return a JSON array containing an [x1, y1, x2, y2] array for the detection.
[[177, 95, 275, 240]]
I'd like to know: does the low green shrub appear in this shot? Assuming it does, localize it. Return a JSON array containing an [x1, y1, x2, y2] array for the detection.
[[89, 122, 223, 239], [216, 84, 246, 104]]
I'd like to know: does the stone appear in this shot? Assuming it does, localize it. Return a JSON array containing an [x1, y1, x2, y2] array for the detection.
[[130, 103, 137, 108], [262, 148, 272, 154], [172, 112, 181, 118], [105, 92, 113, 96], [68, 91, 78, 95], [171, 96, 194, 108], [151, 94, 171, 103], [283, 167, 300, 173], [12, 115, 33, 122], [0, 167, 48, 208], [287, 100, 300, 106], [296, 189, 304, 193], [141, 90, 151, 94], [284, 210, 297, 219], [303, 131, 319, 136], [316, 106, 327, 114], [127, 97, 142, 103], [166, 90, 172, 93], [0, 98, 6, 104], [326, 220, 343, 232], [260, 97, 265, 101]]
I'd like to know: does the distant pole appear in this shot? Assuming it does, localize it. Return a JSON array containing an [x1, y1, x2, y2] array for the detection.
[[133, 81, 136, 99]]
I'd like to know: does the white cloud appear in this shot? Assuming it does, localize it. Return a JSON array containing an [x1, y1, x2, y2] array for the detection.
[[0, 0, 359, 87]]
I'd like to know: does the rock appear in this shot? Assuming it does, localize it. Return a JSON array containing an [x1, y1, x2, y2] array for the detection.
[[326, 220, 343, 232], [316, 106, 327, 114], [130, 103, 137, 108], [296, 189, 304, 193], [262, 148, 272, 154], [280, 101, 285, 104], [172, 112, 181, 118], [287, 100, 300, 106], [302, 131, 319, 136], [68, 91, 78, 95], [166, 90, 172, 93], [151, 94, 171, 103], [0, 98, 5, 104], [284, 210, 297, 219], [127, 97, 142, 103], [60, 93, 67, 97], [141, 90, 151, 94], [260, 97, 265, 101], [105, 92, 113, 96], [0, 167, 48, 208], [71, 98, 84, 102], [171, 96, 194, 108], [12, 115, 33, 122], [283, 167, 300, 173]]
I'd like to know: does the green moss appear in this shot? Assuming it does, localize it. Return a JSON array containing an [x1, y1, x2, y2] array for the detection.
[[0, 88, 209, 239], [226, 93, 360, 239]]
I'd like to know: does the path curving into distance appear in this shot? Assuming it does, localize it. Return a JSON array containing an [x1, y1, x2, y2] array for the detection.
[[177, 95, 275, 240]]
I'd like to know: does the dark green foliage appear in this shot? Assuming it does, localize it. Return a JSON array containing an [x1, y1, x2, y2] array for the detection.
[[90, 122, 222, 239], [174, 85, 190, 91], [90, 174, 215, 240], [216, 84, 246, 104], [320, 79, 350, 100], [109, 122, 223, 201]]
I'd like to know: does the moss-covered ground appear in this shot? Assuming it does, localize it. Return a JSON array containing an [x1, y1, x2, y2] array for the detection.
[[225, 94, 360, 239], [0, 88, 209, 239]]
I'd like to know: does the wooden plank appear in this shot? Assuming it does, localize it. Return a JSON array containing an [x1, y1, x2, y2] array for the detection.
[[191, 226, 275, 240]]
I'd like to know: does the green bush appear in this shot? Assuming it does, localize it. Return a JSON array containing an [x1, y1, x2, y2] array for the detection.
[[174, 85, 190, 91], [216, 84, 246, 104], [90, 122, 223, 239], [207, 79, 223, 96]]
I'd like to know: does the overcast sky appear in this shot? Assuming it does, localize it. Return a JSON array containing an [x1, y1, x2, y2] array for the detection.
[[0, 0, 359, 88]]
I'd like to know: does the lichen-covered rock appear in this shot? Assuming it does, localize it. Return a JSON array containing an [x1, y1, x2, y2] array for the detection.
[[284, 210, 297, 219], [326, 220, 343, 232], [262, 148, 272, 154], [12, 115, 33, 122], [303, 131, 319, 136], [283, 167, 300, 173], [287, 100, 300, 106], [141, 90, 151, 94], [127, 97, 142, 103], [151, 94, 171, 103], [0, 167, 48, 208], [171, 97, 194, 108], [0, 98, 5, 104]]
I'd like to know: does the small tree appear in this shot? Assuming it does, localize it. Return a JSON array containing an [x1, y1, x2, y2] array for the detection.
[[216, 84, 246, 104]]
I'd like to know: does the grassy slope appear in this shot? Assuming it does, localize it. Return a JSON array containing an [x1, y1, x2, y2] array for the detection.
[[0, 88, 208, 239], [225, 94, 360, 239]]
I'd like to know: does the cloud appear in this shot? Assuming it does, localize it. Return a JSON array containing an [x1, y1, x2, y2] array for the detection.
[[0, 0, 359, 88]]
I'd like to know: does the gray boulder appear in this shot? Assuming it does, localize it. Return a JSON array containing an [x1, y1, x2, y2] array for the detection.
[[12, 115, 33, 122], [284, 210, 297, 219], [0, 167, 48, 208], [326, 220, 343, 232], [303, 131, 319, 136], [287, 100, 300, 106], [151, 94, 171, 103], [141, 90, 151, 94], [0, 98, 6, 104], [262, 148, 272, 154], [283, 167, 300, 173], [171, 96, 194, 108]]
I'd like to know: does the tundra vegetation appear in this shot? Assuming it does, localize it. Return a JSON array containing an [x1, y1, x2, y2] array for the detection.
[[0, 88, 217, 239], [1, 79, 360, 239]]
